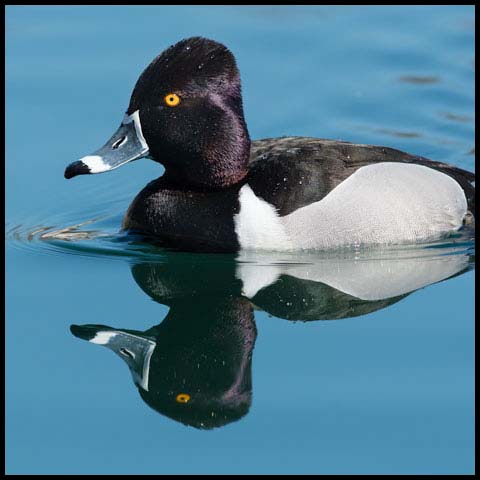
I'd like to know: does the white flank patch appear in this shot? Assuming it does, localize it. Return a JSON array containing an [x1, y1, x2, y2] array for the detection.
[[79, 155, 110, 174], [90, 331, 117, 345], [278, 252, 469, 300], [234, 165, 467, 251], [282, 162, 468, 249], [122, 110, 149, 152], [234, 185, 292, 250], [236, 263, 282, 298], [234, 248, 469, 301]]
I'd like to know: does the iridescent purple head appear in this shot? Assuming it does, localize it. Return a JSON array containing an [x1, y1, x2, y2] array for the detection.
[[65, 37, 251, 190]]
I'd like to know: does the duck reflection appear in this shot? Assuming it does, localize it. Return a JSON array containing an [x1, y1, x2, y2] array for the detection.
[[71, 246, 473, 429], [72, 260, 255, 429]]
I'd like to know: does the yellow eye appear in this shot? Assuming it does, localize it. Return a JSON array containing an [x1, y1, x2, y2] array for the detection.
[[164, 93, 181, 107], [175, 393, 190, 403]]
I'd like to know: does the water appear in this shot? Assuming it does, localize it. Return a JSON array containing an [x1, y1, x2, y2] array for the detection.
[[6, 5, 475, 475]]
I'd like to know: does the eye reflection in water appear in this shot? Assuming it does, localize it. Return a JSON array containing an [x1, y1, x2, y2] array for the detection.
[[70, 246, 473, 430]]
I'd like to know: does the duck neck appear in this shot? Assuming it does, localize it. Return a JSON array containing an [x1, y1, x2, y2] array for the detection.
[[161, 131, 251, 191], [161, 163, 248, 191]]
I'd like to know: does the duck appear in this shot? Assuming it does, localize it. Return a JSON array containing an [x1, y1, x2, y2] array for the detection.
[[64, 36, 475, 253]]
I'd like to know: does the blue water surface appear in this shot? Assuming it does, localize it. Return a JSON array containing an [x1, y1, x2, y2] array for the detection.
[[6, 5, 475, 475]]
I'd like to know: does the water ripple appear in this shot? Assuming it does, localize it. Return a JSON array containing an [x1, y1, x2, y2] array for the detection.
[[6, 211, 475, 266]]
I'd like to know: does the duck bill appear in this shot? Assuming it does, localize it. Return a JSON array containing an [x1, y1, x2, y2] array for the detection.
[[64, 110, 149, 179], [70, 324, 156, 391]]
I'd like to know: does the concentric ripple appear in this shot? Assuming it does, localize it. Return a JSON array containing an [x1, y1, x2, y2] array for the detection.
[[6, 204, 475, 266]]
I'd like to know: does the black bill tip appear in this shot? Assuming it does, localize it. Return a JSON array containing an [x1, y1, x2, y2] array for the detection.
[[64, 160, 90, 179], [70, 324, 110, 341]]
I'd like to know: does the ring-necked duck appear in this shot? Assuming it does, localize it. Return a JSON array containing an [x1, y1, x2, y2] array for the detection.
[[64, 37, 475, 253]]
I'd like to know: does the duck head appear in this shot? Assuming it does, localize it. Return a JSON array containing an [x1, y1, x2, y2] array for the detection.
[[65, 37, 250, 190]]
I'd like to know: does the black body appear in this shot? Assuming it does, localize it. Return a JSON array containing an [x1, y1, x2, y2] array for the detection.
[[123, 136, 475, 252]]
